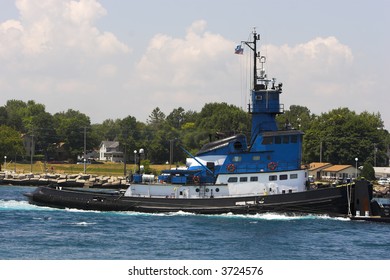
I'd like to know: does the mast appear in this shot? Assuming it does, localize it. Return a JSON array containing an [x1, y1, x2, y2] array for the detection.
[[243, 28, 260, 90], [241, 29, 284, 141]]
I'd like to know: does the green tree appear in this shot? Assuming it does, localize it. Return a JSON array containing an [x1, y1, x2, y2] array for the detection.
[[92, 119, 121, 141], [21, 101, 58, 161], [0, 106, 7, 126], [3, 100, 29, 131], [196, 102, 250, 141], [276, 105, 313, 131], [53, 109, 92, 162], [360, 162, 376, 181], [147, 107, 166, 129], [302, 107, 388, 165], [0, 125, 25, 169]]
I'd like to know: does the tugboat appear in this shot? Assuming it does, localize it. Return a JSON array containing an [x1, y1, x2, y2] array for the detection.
[[24, 30, 390, 220]]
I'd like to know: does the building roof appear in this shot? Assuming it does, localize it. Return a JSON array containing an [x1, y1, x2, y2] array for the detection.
[[308, 162, 332, 171], [322, 165, 353, 172], [100, 141, 119, 148]]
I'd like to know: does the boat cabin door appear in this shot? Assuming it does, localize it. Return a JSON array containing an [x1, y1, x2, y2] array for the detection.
[[178, 187, 190, 198]]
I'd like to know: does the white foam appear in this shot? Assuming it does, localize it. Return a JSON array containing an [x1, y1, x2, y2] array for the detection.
[[0, 199, 53, 211], [1, 199, 350, 222], [71, 221, 97, 226]]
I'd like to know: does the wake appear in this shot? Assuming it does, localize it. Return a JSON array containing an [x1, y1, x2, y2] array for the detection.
[[0, 199, 350, 222]]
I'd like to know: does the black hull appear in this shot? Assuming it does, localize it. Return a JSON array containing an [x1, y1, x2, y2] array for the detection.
[[24, 184, 353, 216]]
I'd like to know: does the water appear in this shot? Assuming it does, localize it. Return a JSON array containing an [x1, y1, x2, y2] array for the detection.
[[1, 185, 390, 260]]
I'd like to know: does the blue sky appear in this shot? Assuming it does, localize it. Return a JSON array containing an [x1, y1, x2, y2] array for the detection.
[[1, 0, 389, 130]]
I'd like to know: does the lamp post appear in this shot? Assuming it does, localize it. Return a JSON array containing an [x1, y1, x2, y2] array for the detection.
[[134, 150, 137, 173], [4, 156, 6, 170], [355, 157, 358, 180], [133, 149, 144, 174], [138, 148, 144, 174]]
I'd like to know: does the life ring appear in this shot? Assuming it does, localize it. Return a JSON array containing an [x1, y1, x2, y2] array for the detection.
[[193, 176, 200, 184], [226, 163, 236, 172], [268, 162, 277, 171]]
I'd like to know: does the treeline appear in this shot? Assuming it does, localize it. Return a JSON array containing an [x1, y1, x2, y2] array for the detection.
[[0, 100, 389, 167]]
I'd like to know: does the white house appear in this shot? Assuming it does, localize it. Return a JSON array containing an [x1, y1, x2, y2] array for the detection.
[[99, 141, 123, 162], [374, 167, 390, 179], [321, 165, 359, 180], [308, 162, 333, 180]]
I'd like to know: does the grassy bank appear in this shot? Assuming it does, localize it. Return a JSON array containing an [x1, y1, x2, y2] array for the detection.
[[2, 162, 169, 176]]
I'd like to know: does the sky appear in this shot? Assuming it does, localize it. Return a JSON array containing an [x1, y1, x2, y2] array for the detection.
[[0, 0, 389, 130]]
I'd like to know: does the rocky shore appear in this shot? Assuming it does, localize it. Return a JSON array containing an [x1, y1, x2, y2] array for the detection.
[[0, 171, 128, 189], [373, 184, 390, 198]]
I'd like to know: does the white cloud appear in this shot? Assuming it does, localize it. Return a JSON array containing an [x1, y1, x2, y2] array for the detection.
[[132, 20, 239, 114], [258, 37, 357, 115], [130, 26, 359, 120], [0, 0, 131, 118], [0, 1, 374, 128], [0, 0, 130, 57]]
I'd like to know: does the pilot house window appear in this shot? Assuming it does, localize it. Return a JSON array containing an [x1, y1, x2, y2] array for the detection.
[[232, 156, 242, 162], [252, 155, 261, 161], [262, 137, 273, 145], [279, 174, 288, 180], [291, 135, 298, 143], [269, 175, 277, 181]]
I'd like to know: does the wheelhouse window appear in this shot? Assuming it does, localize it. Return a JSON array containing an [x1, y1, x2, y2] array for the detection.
[[250, 176, 258, 182], [279, 174, 288, 180], [269, 175, 277, 181], [262, 137, 273, 145], [228, 177, 238, 183], [234, 141, 243, 150], [240, 177, 248, 182], [275, 136, 281, 144], [291, 135, 298, 143], [283, 136, 289, 144], [252, 155, 261, 161], [232, 156, 242, 162], [290, 174, 298, 179]]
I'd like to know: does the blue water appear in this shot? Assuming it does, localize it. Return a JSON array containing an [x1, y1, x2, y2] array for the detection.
[[1, 185, 390, 260]]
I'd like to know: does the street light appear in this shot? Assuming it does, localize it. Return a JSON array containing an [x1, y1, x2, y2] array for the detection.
[[355, 157, 358, 179], [134, 149, 144, 174], [4, 155, 7, 170], [133, 150, 137, 173]]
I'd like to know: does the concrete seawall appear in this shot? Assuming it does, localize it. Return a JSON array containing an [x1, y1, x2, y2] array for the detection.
[[0, 171, 128, 189]]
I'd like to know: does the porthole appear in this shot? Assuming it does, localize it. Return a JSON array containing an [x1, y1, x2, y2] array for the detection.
[[234, 141, 243, 150], [215, 188, 220, 192], [196, 188, 200, 192]]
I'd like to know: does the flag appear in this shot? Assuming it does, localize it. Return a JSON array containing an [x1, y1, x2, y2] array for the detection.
[[234, 45, 243, 55]]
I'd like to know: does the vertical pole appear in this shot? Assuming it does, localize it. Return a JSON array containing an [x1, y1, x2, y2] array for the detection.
[[253, 31, 257, 89], [169, 139, 173, 169], [30, 135, 34, 173], [355, 157, 358, 179], [83, 127, 86, 174], [123, 143, 127, 177]]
